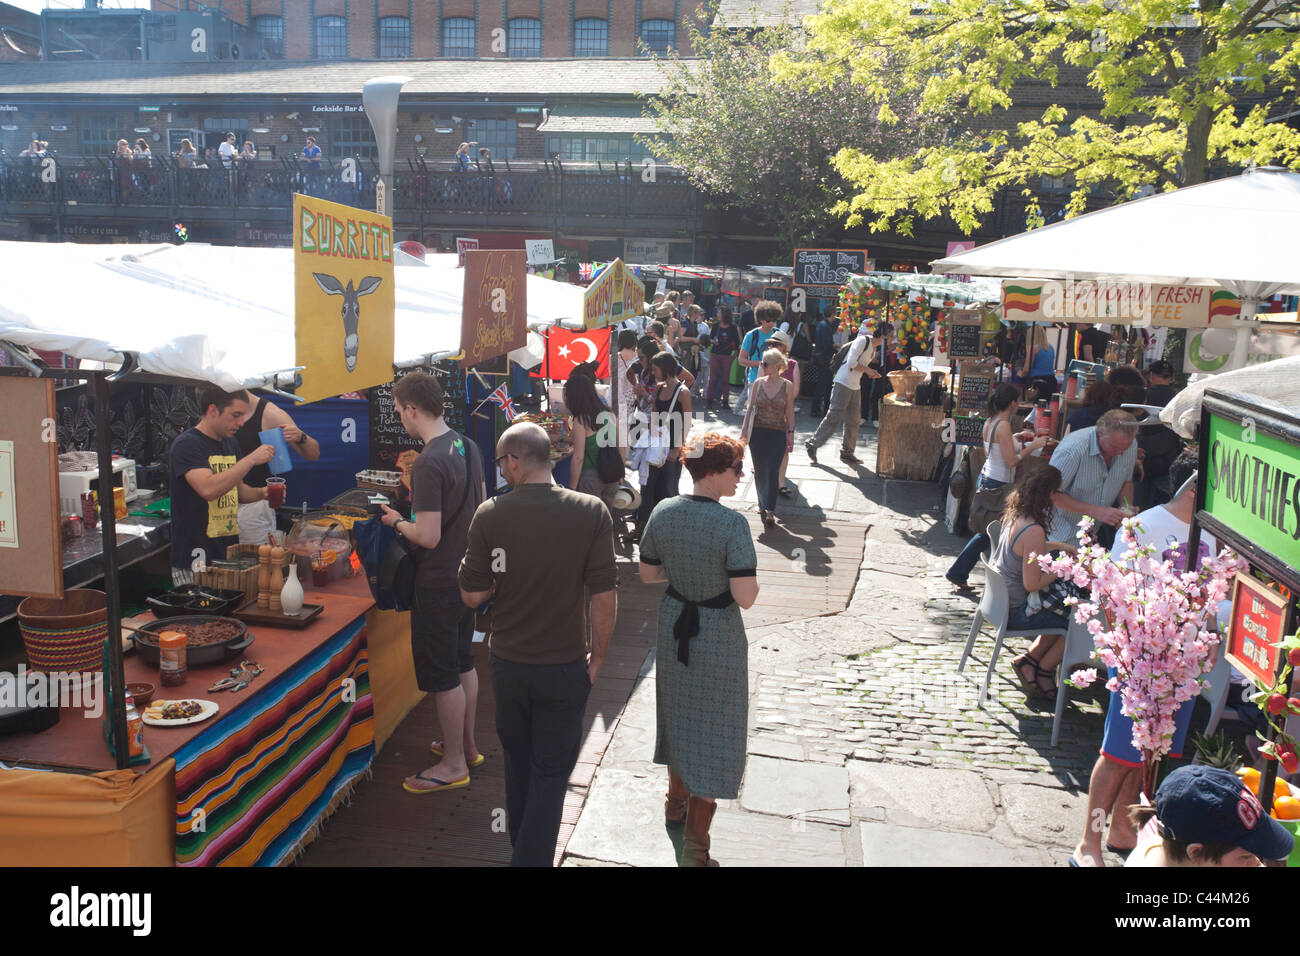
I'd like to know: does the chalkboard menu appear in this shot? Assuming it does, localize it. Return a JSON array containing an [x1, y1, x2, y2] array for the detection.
[[952, 415, 986, 446], [369, 360, 467, 471], [948, 311, 983, 359], [792, 248, 869, 287], [957, 366, 993, 412], [763, 287, 788, 308]]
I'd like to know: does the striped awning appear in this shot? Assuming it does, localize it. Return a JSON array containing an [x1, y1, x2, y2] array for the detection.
[[843, 272, 1003, 305]]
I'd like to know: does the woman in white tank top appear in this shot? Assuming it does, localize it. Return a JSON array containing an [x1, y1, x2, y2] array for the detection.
[[947, 384, 1048, 588]]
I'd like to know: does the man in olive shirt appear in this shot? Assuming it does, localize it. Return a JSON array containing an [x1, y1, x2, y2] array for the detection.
[[459, 422, 618, 866]]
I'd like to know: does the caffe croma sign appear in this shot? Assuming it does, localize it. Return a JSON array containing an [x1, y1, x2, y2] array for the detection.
[[1197, 389, 1300, 589]]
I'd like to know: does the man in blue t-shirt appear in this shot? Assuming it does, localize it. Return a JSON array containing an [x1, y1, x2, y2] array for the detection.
[[168, 387, 275, 585], [734, 300, 780, 417]]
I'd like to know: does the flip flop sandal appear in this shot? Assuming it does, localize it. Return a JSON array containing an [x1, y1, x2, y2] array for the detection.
[[402, 770, 471, 794], [1012, 654, 1042, 696], [1105, 842, 1135, 859], [779, 485, 794, 497], [429, 740, 485, 767]]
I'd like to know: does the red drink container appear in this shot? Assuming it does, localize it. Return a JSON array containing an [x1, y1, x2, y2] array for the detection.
[[265, 477, 286, 509]]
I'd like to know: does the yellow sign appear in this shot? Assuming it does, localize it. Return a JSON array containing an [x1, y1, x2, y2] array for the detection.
[[293, 193, 396, 403], [583, 258, 645, 330]]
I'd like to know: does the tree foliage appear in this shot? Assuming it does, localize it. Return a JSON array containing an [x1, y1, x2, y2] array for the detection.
[[779, 0, 1300, 236], [640, 4, 950, 252]]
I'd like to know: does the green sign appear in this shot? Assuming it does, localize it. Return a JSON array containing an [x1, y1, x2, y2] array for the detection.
[[1205, 411, 1300, 576], [515, 106, 541, 115]]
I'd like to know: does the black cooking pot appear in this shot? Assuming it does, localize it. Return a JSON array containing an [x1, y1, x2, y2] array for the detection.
[[132, 615, 254, 668], [146, 585, 246, 619]]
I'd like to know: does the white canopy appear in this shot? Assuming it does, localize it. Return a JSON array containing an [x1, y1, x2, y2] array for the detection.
[[930, 167, 1300, 300], [0, 242, 584, 391], [1161, 355, 1300, 438]]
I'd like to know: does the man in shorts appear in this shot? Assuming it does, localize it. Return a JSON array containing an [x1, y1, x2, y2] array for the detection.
[[380, 371, 486, 794]]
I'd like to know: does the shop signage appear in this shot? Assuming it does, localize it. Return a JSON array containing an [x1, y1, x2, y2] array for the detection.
[[947, 310, 983, 359], [802, 285, 842, 299], [763, 287, 788, 308], [0, 105, 19, 112], [957, 364, 993, 412], [945, 241, 974, 283], [1001, 279, 1241, 327], [583, 257, 645, 330], [793, 249, 869, 287], [1183, 326, 1300, 376], [1200, 397, 1300, 584], [456, 237, 479, 267], [0, 378, 61, 598], [461, 249, 527, 368], [525, 238, 555, 265], [310, 104, 364, 113], [625, 238, 671, 263], [293, 193, 395, 403], [1226, 573, 1288, 686], [515, 106, 542, 115], [952, 415, 986, 446]]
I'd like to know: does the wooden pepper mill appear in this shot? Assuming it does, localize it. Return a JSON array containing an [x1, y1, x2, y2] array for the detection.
[[258, 545, 272, 609], [269, 547, 285, 613]]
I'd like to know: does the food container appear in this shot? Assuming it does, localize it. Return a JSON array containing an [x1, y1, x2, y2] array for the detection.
[[17, 589, 107, 673], [125, 681, 155, 707], [886, 369, 927, 403], [286, 516, 354, 583], [147, 584, 247, 618], [131, 616, 253, 668], [158, 630, 187, 686]]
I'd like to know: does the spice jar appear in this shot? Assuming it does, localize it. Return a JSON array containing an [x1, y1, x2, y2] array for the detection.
[[158, 630, 187, 687], [81, 491, 97, 531]]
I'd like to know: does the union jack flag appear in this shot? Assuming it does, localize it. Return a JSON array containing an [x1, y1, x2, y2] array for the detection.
[[486, 382, 519, 423], [579, 262, 594, 282]]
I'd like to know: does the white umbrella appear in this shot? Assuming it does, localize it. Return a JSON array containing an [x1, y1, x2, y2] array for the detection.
[[930, 166, 1300, 299]]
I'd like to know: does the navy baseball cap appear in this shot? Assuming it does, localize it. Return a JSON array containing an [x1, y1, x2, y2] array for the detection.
[[1156, 765, 1294, 861]]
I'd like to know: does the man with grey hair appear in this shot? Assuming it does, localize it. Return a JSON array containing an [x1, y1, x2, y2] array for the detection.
[[459, 422, 618, 866], [1046, 409, 1139, 543]]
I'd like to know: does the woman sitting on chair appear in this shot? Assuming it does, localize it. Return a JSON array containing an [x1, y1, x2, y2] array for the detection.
[[988, 465, 1075, 697]]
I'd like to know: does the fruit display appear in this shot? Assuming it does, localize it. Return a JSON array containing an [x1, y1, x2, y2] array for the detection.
[[1236, 766, 1300, 818]]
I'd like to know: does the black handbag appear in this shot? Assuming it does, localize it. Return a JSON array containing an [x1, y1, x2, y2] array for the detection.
[[596, 444, 624, 483]]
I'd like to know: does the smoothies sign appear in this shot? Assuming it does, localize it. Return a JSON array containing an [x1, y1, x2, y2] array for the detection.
[[583, 258, 645, 330], [1001, 280, 1240, 327], [1226, 573, 1288, 685], [293, 193, 395, 403]]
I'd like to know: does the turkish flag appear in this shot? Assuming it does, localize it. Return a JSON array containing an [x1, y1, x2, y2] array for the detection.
[[535, 327, 610, 380]]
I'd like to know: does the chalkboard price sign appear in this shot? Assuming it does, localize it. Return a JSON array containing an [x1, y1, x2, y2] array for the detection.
[[369, 361, 467, 471], [763, 287, 788, 308], [948, 311, 983, 359], [957, 368, 993, 412], [952, 415, 986, 446]]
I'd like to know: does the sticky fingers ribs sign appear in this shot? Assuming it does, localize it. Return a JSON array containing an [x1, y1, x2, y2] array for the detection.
[[461, 249, 527, 369], [294, 194, 396, 403]]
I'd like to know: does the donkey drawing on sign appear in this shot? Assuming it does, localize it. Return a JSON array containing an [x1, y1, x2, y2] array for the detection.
[[312, 273, 382, 372]]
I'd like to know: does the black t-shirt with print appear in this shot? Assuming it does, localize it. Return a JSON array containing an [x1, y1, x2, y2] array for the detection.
[[169, 427, 240, 570]]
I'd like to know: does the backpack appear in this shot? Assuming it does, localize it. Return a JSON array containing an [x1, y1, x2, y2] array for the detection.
[[828, 340, 855, 378], [596, 444, 624, 483]]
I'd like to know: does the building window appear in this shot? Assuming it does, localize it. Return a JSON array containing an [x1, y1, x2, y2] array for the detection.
[[546, 135, 655, 164], [201, 117, 249, 152], [81, 116, 118, 155], [315, 15, 347, 59], [471, 118, 517, 160], [574, 18, 608, 57], [507, 17, 541, 57], [442, 17, 475, 57], [378, 17, 411, 58], [330, 115, 377, 161], [640, 19, 674, 56], [253, 15, 284, 58]]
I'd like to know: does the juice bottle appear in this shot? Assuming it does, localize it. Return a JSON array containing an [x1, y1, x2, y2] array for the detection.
[[124, 693, 145, 759]]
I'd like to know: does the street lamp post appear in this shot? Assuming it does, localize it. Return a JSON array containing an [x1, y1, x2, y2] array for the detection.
[[363, 75, 411, 221]]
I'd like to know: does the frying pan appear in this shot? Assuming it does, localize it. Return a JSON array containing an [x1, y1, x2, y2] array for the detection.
[[131, 615, 254, 668]]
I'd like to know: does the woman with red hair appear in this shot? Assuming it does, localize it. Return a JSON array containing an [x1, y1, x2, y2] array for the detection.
[[639, 431, 760, 866]]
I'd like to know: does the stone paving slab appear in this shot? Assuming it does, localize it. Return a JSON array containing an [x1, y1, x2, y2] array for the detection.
[[848, 762, 998, 833], [562, 768, 680, 868], [859, 821, 1054, 867], [711, 807, 848, 866], [739, 755, 851, 827], [999, 782, 1091, 850]]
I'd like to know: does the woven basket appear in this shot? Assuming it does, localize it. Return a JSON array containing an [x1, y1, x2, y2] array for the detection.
[[18, 589, 108, 673], [887, 370, 927, 403]]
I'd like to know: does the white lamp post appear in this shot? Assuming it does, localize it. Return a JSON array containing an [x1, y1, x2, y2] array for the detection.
[[363, 75, 411, 220]]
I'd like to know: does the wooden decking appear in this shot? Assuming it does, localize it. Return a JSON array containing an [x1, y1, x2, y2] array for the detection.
[[297, 509, 868, 866]]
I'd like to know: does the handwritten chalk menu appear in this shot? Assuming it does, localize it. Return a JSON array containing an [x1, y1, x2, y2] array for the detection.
[[369, 361, 467, 471], [948, 310, 983, 359], [957, 364, 993, 412], [792, 249, 869, 287], [952, 415, 986, 446], [1226, 572, 1288, 686], [763, 287, 788, 309]]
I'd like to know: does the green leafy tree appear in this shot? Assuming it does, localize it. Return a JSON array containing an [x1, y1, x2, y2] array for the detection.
[[640, 4, 950, 253], [781, 0, 1300, 236]]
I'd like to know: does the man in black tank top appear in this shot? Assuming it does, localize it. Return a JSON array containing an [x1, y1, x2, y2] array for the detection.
[[234, 391, 322, 544]]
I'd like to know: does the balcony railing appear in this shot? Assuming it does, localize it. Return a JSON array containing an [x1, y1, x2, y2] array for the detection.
[[0, 155, 701, 229]]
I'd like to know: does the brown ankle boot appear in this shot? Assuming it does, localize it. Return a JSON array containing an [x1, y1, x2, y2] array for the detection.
[[680, 796, 719, 867], [665, 770, 689, 826]]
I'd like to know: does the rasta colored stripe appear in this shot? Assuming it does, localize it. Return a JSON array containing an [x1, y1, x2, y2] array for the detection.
[[1209, 290, 1242, 319], [1003, 285, 1042, 314], [172, 616, 374, 866]]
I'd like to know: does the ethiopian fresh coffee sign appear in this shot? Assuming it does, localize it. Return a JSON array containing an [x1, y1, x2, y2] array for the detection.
[[1201, 392, 1300, 584]]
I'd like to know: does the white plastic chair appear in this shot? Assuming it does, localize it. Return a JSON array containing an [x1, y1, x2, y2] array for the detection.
[[957, 558, 1066, 706], [985, 519, 1002, 555], [1051, 613, 1100, 747]]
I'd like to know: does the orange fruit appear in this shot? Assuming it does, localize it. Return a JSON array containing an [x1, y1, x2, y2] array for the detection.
[[1238, 767, 1261, 793], [1274, 795, 1300, 820], [1277, 776, 1294, 800]]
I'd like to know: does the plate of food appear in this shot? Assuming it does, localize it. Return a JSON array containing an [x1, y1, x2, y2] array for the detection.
[[141, 698, 219, 727]]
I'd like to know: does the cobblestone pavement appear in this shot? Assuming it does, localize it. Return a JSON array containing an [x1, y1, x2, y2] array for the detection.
[[565, 405, 1132, 867]]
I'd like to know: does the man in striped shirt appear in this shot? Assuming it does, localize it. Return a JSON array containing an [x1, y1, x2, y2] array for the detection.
[[1047, 409, 1138, 543]]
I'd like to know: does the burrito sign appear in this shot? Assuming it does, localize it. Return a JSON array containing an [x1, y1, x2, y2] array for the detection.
[[294, 193, 395, 403], [1001, 280, 1240, 328], [583, 258, 645, 330]]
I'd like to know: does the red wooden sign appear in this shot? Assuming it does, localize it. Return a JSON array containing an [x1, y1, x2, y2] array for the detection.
[[1226, 573, 1288, 686]]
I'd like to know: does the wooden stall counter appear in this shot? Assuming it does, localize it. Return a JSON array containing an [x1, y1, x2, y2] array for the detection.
[[876, 394, 947, 480]]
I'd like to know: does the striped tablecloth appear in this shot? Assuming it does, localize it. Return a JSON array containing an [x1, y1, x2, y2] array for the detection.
[[172, 614, 375, 866]]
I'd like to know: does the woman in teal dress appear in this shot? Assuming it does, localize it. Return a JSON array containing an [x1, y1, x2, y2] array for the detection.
[[638, 431, 759, 867]]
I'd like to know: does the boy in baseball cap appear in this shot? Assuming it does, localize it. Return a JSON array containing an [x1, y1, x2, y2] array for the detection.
[[1125, 765, 1294, 867]]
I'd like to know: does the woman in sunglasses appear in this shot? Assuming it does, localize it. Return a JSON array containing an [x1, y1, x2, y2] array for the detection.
[[639, 431, 759, 866]]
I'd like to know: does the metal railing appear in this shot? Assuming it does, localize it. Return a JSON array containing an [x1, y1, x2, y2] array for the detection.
[[0, 154, 701, 226]]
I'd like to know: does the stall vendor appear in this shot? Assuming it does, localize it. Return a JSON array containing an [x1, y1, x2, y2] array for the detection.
[[169, 386, 276, 585], [235, 389, 321, 544]]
